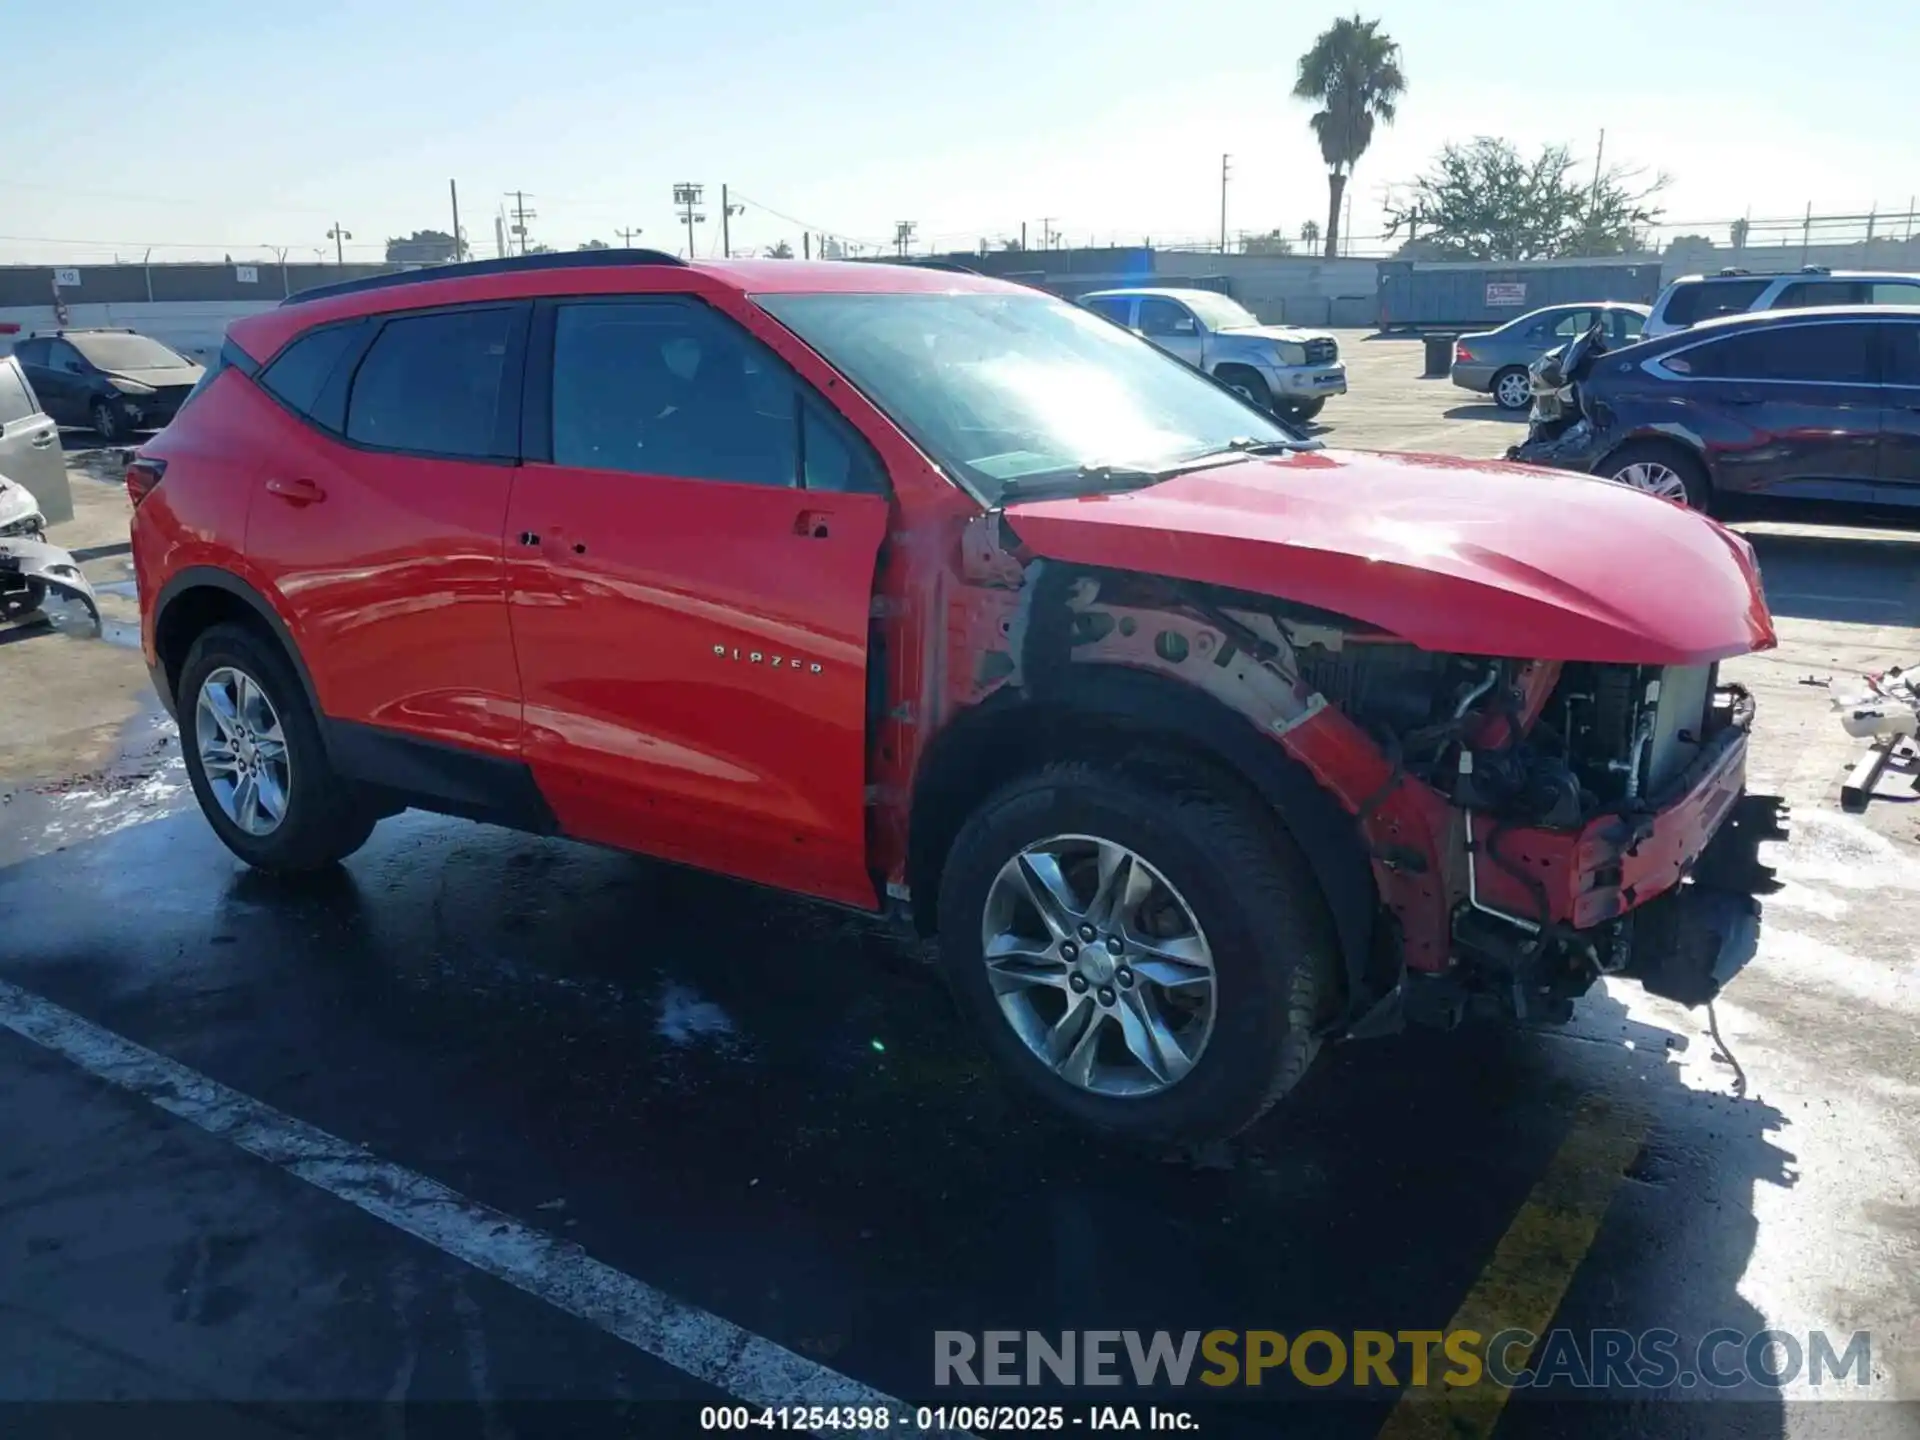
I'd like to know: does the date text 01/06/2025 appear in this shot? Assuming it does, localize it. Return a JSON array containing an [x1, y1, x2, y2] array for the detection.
[[698, 1404, 1200, 1432]]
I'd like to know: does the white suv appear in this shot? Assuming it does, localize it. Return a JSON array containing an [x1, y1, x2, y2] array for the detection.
[[1643, 266, 1920, 338]]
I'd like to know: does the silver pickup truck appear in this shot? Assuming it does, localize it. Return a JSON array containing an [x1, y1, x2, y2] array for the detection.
[[1079, 286, 1347, 421]]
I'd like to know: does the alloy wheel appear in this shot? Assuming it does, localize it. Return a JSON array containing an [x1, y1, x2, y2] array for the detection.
[[1495, 371, 1532, 409], [979, 833, 1217, 1097], [195, 665, 292, 836], [1610, 461, 1690, 504]]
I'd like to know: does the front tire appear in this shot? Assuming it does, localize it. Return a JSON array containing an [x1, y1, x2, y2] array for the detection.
[[936, 759, 1336, 1144], [1280, 397, 1326, 423], [179, 622, 377, 872], [89, 397, 124, 443]]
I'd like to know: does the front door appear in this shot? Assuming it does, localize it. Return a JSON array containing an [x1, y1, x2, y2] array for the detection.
[[15, 338, 81, 425], [1136, 297, 1206, 369], [505, 295, 890, 908], [1879, 318, 1920, 496]]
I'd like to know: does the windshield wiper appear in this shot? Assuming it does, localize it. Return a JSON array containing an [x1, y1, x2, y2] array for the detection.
[[994, 463, 1167, 502]]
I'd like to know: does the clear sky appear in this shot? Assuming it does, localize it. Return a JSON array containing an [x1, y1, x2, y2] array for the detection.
[[5, 0, 1916, 265]]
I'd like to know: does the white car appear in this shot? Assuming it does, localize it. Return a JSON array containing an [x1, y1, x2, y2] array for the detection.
[[1643, 266, 1920, 338]]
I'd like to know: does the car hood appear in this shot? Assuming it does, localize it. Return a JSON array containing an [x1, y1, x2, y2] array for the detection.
[[1219, 324, 1330, 345], [1003, 449, 1775, 665], [106, 364, 204, 389]]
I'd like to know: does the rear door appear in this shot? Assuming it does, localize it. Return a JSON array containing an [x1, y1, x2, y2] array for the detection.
[[0, 357, 69, 522], [1878, 317, 1920, 493], [16, 338, 78, 424], [1665, 320, 1880, 497], [241, 304, 529, 762], [504, 294, 891, 907]]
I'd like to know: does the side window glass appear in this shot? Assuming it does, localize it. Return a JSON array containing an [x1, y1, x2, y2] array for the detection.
[[1550, 310, 1592, 338], [802, 404, 885, 494], [13, 339, 49, 369], [48, 341, 85, 373], [1139, 299, 1197, 337], [0, 363, 36, 425], [261, 323, 361, 420], [1882, 324, 1920, 386], [550, 300, 797, 487], [1775, 280, 1869, 309], [1614, 310, 1645, 341], [1871, 282, 1920, 307], [1678, 325, 1872, 383], [1086, 297, 1131, 326], [346, 308, 513, 457]]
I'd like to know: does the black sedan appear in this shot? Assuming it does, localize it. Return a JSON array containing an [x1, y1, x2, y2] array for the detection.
[[11, 329, 204, 443], [1511, 305, 1920, 511]]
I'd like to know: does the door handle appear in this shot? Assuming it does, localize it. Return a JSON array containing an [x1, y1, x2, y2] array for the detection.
[[30, 432, 55, 448], [794, 508, 834, 540], [265, 476, 326, 505]]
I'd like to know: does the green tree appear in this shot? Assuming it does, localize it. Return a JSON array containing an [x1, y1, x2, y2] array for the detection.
[[1292, 15, 1406, 259], [1240, 229, 1295, 256], [1730, 217, 1750, 251], [577, 238, 610, 250], [385, 229, 459, 263], [1383, 137, 1666, 261], [764, 240, 795, 258]]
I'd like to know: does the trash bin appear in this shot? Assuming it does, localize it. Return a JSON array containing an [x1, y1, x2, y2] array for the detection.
[[1422, 334, 1457, 378]]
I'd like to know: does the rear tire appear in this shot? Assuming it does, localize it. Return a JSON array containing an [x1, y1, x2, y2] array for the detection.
[[1491, 366, 1532, 411], [936, 758, 1337, 1145], [179, 622, 377, 872], [1597, 441, 1711, 511]]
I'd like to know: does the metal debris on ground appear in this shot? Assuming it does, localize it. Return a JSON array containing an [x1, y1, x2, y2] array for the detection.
[[1830, 665, 1920, 810]]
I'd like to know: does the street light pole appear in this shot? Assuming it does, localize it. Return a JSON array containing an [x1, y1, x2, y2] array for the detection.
[[327, 223, 352, 264]]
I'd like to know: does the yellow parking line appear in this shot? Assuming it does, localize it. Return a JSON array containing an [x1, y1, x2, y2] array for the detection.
[[1375, 1094, 1649, 1440]]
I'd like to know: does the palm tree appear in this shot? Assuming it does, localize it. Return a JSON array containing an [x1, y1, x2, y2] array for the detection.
[[1300, 219, 1321, 249], [1292, 15, 1406, 259]]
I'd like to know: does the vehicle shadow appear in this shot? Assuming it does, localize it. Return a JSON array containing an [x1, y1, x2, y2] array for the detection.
[[1443, 403, 1526, 423], [1742, 529, 1920, 627], [0, 801, 1799, 1435]]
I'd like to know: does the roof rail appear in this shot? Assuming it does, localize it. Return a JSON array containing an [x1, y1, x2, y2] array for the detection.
[[1799, 264, 1831, 275], [281, 248, 687, 307], [1716, 267, 1751, 277]]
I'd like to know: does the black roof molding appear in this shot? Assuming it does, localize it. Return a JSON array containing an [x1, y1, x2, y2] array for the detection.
[[281, 248, 687, 307]]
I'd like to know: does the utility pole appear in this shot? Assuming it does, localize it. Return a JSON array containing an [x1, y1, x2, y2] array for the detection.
[[720, 185, 745, 259], [615, 226, 644, 247], [803, 233, 811, 260], [494, 214, 508, 260], [1588, 129, 1606, 216], [508, 192, 538, 255], [1220, 153, 1231, 253], [1020, 221, 1027, 251], [449, 179, 464, 261], [673, 184, 706, 258], [327, 222, 351, 264], [1039, 218, 1057, 250], [894, 221, 917, 257], [1343, 190, 1354, 258]]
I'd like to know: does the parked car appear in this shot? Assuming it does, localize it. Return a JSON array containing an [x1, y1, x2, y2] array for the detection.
[[1077, 287, 1346, 420], [1451, 302, 1650, 411], [0, 351, 71, 523], [1642, 266, 1920, 339], [11, 328, 205, 443], [1511, 305, 1920, 509], [133, 250, 1772, 1144]]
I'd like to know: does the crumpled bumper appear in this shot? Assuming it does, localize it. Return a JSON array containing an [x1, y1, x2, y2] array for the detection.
[[1507, 417, 1609, 472], [0, 536, 100, 626]]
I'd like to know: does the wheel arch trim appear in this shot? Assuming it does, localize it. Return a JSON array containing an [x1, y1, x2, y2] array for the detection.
[[151, 566, 322, 721]]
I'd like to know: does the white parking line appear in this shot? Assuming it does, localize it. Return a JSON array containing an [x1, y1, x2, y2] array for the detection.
[[0, 977, 918, 1431]]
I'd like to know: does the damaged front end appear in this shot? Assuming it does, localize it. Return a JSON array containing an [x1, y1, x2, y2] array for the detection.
[[0, 535, 101, 628]]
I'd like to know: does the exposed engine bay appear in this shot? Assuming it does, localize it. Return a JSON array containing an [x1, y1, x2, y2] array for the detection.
[[976, 550, 1765, 1037]]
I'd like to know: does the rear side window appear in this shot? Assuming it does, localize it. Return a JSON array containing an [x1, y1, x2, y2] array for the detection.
[[1773, 280, 1870, 309], [1871, 281, 1920, 306], [1677, 323, 1875, 383], [347, 308, 514, 458], [12, 339, 50, 369], [1661, 279, 1767, 327], [0, 361, 37, 425], [1885, 323, 1920, 386], [1611, 310, 1645, 342], [1084, 297, 1132, 325], [261, 323, 361, 417]]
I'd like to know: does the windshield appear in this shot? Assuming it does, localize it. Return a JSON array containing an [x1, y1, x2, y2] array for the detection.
[[756, 291, 1295, 503], [70, 333, 194, 372], [1179, 292, 1262, 331]]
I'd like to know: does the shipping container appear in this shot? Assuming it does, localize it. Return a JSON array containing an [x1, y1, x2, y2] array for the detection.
[[1377, 258, 1663, 330]]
